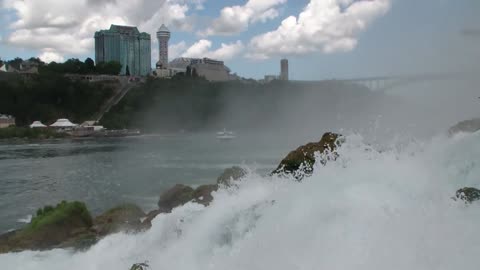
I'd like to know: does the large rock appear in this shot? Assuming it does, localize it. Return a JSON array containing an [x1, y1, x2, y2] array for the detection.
[[455, 187, 480, 204], [217, 166, 247, 186], [272, 132, 343, 179], [448, 118, 480, 135], [93, 204, 146, 236], [193, 184, 219, 206], [0, 201, 94, 253], [157, 184, 195, 212]]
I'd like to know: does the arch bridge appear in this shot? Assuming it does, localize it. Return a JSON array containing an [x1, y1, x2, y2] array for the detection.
[[342, 72, 469, 91]]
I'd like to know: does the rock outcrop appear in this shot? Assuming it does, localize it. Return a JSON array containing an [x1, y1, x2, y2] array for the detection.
[[93, 204, 145, 236], [217, 166, 247, 186], [272, 132, 343, 179], [157, 184, 195, 212], [448, 118, 480, 136], [192, 184, 219, 206], [455, 187, 480, 204], [0, 201, 95, 253]]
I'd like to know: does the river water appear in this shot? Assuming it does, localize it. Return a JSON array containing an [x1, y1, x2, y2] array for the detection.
[[0, 133, 291, 233]]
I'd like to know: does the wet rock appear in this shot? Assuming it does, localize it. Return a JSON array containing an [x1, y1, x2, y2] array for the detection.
[[455, 187, 480, 204], [193, 184, 219, 206], [272, 132, 343, 180], [93, 204, 146, 236], [141, 209, 164, 229], [130, 262, 150, 270], [0, 201, 94, 253], [157, 184, 195, 212], [217, 166, 247, 186], [448, 118, 480, 136]]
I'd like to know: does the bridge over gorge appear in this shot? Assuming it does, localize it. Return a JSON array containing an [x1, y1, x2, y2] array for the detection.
[[339, 72, 470, 91]]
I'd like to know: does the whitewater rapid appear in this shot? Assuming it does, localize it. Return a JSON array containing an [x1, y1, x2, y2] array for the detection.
[[1, 132, 480, 270]]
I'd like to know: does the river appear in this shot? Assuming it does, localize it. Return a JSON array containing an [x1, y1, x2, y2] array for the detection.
[[0, 133, 291, 233]]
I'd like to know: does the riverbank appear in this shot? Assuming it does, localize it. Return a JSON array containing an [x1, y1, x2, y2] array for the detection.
[[0, 127, 68, 140]]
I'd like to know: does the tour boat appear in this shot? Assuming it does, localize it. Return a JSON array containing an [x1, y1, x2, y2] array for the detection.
[[216, 128, 236, 140]]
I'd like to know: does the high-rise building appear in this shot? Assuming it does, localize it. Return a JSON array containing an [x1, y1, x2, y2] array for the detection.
[[280, 59, 289, 81], [156, 24, 170, 69], [95, 25, 151, 76]]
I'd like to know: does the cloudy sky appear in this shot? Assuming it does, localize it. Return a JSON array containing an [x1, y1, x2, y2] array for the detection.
[[0, 0, 478, 79]]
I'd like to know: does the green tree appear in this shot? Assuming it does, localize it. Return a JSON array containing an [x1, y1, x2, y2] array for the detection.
[[84, 58, 95, 73]]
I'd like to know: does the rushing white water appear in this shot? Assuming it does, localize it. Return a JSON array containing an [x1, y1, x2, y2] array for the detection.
[[1, 132, 480, 270]]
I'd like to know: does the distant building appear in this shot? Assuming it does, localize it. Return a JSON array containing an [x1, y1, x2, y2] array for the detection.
[[95, 25, 151, 76], [0, 114, 15, 128], [0, 62, 6, 72], [30, 121, 47, 128], [166, 57, 234, 81], [264, 75, 279, 83], [156, 24, 170, 70], [280, 59, 289, 81], [50, 118, 78, 131], [4, 60, 39, 74], [190, 58, 232, 82]]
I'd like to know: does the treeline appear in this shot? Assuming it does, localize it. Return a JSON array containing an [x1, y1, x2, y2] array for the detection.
[[3, 57, 121, 75], [0, 72, 115, 126]]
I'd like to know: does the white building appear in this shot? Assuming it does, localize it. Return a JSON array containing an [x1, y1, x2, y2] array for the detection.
[[50, 119, 78, 131], [30, 121, 47, 128], [0, 114, 15, 128]]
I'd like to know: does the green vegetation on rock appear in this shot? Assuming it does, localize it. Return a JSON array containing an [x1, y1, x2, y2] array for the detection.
[[0, 201, 94, 253], [25, 201, 93, 233]]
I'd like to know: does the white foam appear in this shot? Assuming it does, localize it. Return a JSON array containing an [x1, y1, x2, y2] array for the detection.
[[17, 215, 32, 224]]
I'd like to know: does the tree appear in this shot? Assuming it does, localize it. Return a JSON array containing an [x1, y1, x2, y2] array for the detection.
[[84, 58, 95, 73], [96, 61, 122, 75]]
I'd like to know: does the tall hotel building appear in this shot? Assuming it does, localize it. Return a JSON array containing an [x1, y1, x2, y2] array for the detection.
[[95, 25, 151, 76]]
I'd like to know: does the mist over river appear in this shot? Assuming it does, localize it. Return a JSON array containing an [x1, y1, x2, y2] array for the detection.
[[0, 133, 293, 233]]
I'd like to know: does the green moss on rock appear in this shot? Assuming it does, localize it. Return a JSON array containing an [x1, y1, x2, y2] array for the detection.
[[0, 201, 94, 253]]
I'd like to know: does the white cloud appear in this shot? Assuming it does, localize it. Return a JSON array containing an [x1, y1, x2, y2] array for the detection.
[[2, 0, 200, 59], [181, 39, 244, 60], [38, 50, 65, 63], [199, 0, 287, 37], [169, 41, 188, 59], [248, 0, 391, 60]]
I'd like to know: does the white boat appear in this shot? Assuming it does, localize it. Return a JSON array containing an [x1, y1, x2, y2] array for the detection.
[[216, 128, 236, 140]]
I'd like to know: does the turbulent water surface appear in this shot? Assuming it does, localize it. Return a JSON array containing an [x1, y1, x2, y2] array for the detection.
[[0, 130, 479, 270]]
